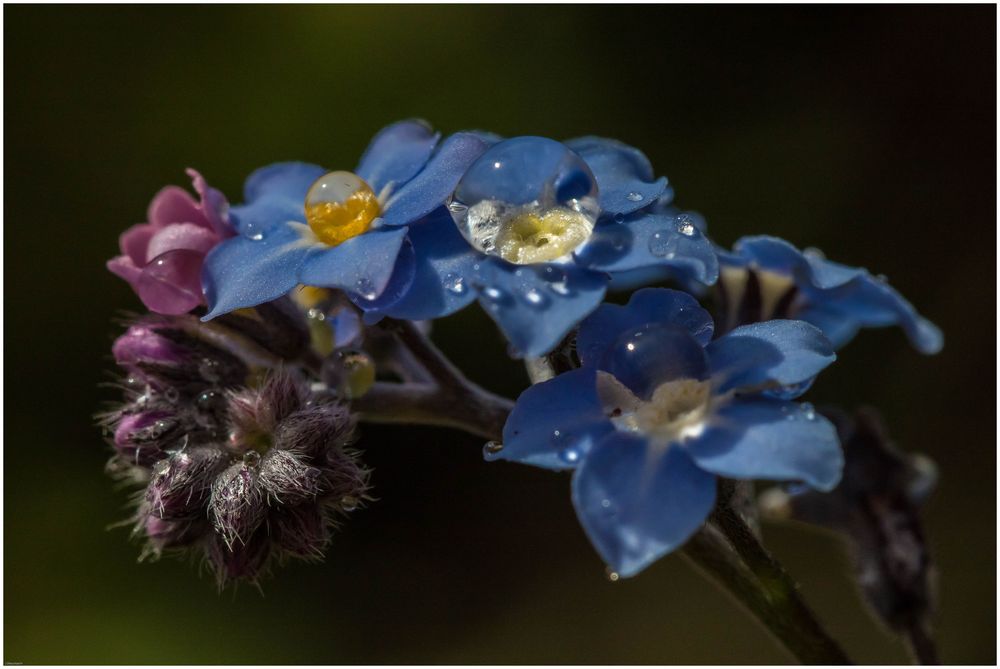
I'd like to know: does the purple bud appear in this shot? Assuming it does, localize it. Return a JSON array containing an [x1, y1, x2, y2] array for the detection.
[[113, 324, 185, 375], [259, 449, 324, 504], [146, 447, 226, 519], [273, 505, 329, 558], [257, 371, 308, 427], [207, 528, 270, 584], [273, 403, 355, 458], [209, 460, 266, 547], [114, 411, 177, 466], [144, 513, 208, 550]]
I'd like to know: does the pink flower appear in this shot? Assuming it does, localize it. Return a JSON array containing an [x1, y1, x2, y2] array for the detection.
[[108, 169, 233, 314]]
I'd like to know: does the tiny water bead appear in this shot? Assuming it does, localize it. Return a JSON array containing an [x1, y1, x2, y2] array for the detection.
[[304, 171, 381, 247], [450, 137, 600, 265], [323, 348, 376, 400]]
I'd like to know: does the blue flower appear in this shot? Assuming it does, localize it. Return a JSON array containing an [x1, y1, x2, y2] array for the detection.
[[717, 236, 943, 354], [489, 288, 843, 577], [364, 136, 719, 357], [201, 120, 493, 320]]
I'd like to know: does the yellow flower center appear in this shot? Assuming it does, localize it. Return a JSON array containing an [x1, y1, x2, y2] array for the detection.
[[494, 207, 594, 264], [304, 171, 380, 247]]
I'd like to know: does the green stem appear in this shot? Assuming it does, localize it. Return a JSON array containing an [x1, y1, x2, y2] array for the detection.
[[682, 525, 852, 664]]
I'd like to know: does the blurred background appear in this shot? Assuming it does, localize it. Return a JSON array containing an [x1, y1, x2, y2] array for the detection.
[[5, 5, 995, 664]]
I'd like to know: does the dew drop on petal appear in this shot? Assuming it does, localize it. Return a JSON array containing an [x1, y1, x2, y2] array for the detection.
[[450, 137, 600, 264], [626, 191, 644, 202], [304, 171, 380, 247], [443, 272, 467, 296], [648, 230, 676, 258], [522, 287, 548, 308], [605, 567, 621, 582]]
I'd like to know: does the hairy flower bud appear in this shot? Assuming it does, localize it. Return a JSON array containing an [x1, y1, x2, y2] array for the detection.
[[209, 459, 266, 548], [260, 449, 324, 504], [113, 411, 178, 466], [146, 447, 227, 519], [272, 505, 329, 559]]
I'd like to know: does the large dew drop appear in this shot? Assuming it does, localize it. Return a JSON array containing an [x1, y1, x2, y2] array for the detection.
[[304, 171, 380, 247], [449, 137, 600, 265]]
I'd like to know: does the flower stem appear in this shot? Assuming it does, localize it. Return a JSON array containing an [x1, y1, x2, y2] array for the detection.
[[352, 381, 512, 441], [702, 480, 854, 664], [683, 523, 854, 665]]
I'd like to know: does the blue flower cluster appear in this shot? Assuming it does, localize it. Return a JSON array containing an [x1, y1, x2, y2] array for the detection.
[[198, 120, 942, 578]]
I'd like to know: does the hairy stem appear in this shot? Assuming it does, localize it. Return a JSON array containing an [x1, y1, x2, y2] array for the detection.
[[709, 481, 853, 664], [682, 525, 852, 664]]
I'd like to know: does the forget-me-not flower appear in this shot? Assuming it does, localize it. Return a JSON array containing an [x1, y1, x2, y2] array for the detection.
[[716, 236, 943, 354], [488, 288, 844, 577], [201, 120, 492, 320]]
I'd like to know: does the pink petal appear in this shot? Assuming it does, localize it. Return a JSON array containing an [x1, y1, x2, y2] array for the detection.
[[137, 249, 205, 314], [119, 223, 156, 264], [107, 255, 142, 289], [145, 222, 219, 262], [147, 185, 206, 229]]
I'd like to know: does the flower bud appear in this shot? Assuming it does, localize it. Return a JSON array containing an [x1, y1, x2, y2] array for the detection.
[[209, 459, 266, 547], [259, 449, 324, 504], [113, 411, 178, 466], [272, 505, 329, 558], [146, 447, 227, 519], [207, 529, 270, 584], [143, 513, 209, 551], [273, 402, 355, 458]]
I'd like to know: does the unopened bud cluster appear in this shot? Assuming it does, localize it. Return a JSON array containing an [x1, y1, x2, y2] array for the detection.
[[102, 315, 368, 585]]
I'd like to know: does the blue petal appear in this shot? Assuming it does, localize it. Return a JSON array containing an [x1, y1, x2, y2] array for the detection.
[[381, 132, 493, 227], [355, 120, 439, 195], [575, 211, 719, 285], [795, 303, 863, 350], [299, 226, 409, 300], [689, 397, 843, 491], [813, 274, 944, 355], [474, 258, 608, 357], [202, 222, 318, 319], [230, 198, 306, 237], [565, 136, 668, 216], [354, 238, 417, 319], [370, 209, 480, 321], [243, 162, 326, 204], [731, 236, 810, 277], [576, 288, 714, 367], [572, 433, 716, 577], [495, 367, 615, 470], [707, 320, 836, 394]]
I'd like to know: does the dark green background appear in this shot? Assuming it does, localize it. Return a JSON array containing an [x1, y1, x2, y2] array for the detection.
[[5, 5, 995, 664]]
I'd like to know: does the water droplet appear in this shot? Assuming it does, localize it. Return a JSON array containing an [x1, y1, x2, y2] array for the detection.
[[341, 495, 359, 512], [648, 230, 675, 257], [560, 448, 580, 464], [677, 220, 696, 236], [304, 171, 380, 247], [307, 307, 326, 321], [483, 441, 504, 457], [601, 498, 612, 509], [450, 137, 600, 264], [605, 567, 621, 582], [800, 402, 816, 420], [876, 273, 889, 284], [242, 450, 260, 467], [354, 277, 377, 301], [164, 387, 180, 403], [443, 272, 467, 296], [522, 287, 548, 308], [626, 191, 644, 202], [244, 221, 265, 241]]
